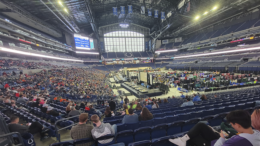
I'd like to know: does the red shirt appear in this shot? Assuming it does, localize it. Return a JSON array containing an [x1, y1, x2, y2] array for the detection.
[[15, 93, 19, 98], [85, 107, 90, 110], [4, 84, 9, 89]]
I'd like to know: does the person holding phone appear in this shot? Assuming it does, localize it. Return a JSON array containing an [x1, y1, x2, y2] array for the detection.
[[8, 116, 48, 139], [169, 110, 260, 146]]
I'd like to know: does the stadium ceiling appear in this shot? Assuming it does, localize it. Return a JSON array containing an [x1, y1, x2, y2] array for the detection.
[[6, 0, 260, 38]]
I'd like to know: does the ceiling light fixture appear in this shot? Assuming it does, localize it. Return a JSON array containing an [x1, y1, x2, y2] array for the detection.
[[64, 8, 68, 13], [203, 11, 208, 15], [58, 1, 63, 6], [174, 46, 260, 59], [155, 49, 178, 53], [195, 16, 200, 20], [76, 51, 99, 55], [212, 6, 218, 11], [0, 47, 83, 62]]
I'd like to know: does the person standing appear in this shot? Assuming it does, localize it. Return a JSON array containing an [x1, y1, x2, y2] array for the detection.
[[109, 98, 116, 112], [124, 96, 129, 104]]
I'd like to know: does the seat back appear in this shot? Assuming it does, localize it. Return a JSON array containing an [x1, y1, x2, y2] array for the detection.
[[151, 124, 167, 139], [167, 121, 184, 135], [116, 130, 134, 146], [128, 140, 151, 146], [151, 135, 175, 146], [134, 127, 152, 142]]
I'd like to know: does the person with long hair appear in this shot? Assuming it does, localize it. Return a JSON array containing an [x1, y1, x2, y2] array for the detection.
[[139, 107, 153, 121], [152, 101, 159, 109], [121, 104, 129, 115], [201, 94, 207, 101], [163, 99, 168, 103], [136, 103, 142, 111], [104, 107, 114, 118]]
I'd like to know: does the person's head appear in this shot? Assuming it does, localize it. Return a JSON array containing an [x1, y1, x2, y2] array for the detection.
[[91, 114, 100, 124], [201, 95, 207, 100], [226, 110, 252, 133], [141, 107, 153, 120], [10, 116, 19, 124], [128, 108, 134, 115], [89, 105, 93, 109], [251, 108, 260, 131], [136, 103, 142, 109], [79, 113, 88, 123], [186, 98, 191, 102], [105, 107, 111, 115], [164, 99, 167, 103], [123, 104, 128, 110]]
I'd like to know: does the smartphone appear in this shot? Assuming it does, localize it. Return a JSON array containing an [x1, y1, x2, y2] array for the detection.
[[222, 131, 229, 138]]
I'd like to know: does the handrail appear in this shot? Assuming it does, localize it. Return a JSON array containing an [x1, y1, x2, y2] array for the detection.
[[0, 132, 25, 146]]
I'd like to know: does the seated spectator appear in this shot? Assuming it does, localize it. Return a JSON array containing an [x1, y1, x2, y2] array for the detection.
[[158, 98, 162, 103], [17, 95, 26, 104], [11, 102, 17, 108], [201, 95, 207, 101], [180, 93, 185, 98], [41, 104, 48, 113], [181, 98, 194, 107], [192, 94, 201, 102], [164, 99, 168, 103], [85, 104, 90, 111], [121, 104, 129, 115], [46, 107, 59, 116], [8, 116, 48, 139], [139, 107, 153, 121], [169, 110, 260, 146], [145, 103, 152, 110], [4, 97, 11, 106], [136, 103, 142, 111], [152, 101, 159, 109], [70, 113, 93, 146], [122, 108, 138, 124], [91, 114, 116, 144], [104, 107, 114, 118], [68, 106, 81, 117], [66, 103, 72, 114], [79, 101, 86, 110]]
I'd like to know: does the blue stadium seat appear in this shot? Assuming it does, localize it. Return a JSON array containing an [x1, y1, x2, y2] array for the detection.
[[153, 117, 166, 125], [73, 138, 94, 146], [165, 115, 178, 123], [49, 140, 74, 146], [134, 127, 151, 142], [128, 140, 151, 146], [139, 120, 153, 127], [208, 113, 228, 126], [182, 118, 200, 132], [151, 135, 175, 146], [96, 134, 115, 146], [167, 121, 184, 135], [116, 130, 134, 146], [151, 124, 168, 139], [189, 111, 202, 119], [177, 113, 190, 121]]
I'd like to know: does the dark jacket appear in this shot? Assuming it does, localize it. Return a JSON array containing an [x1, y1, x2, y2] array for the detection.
[[109, 101, 116, 111]]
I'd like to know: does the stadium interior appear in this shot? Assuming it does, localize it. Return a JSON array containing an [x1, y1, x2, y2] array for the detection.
[[0, 0, 260, 146]]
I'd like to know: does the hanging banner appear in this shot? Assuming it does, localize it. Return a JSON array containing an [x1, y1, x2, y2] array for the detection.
[[113, 7, 117, 16], [161, 12, 165, 20], [148, 9, 152, 16], [141, 6, 145, 14], [128, 5, 133, 14], [154, 10, 158, 18], [120, 6, 125, 15]]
